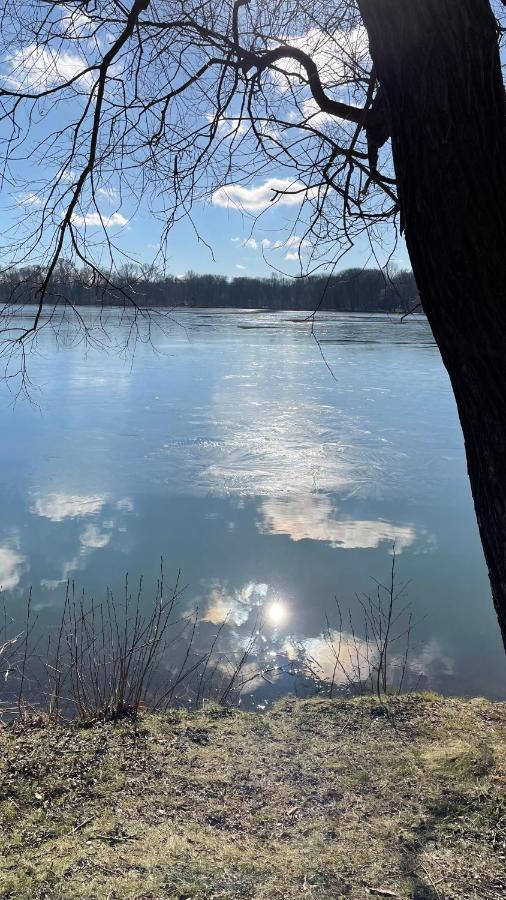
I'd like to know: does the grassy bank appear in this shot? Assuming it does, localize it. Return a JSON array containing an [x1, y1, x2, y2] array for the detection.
[[0, 694, 505, 899]]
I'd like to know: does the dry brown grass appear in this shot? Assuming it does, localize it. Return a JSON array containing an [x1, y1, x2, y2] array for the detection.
[[0, 694, 505, 899]]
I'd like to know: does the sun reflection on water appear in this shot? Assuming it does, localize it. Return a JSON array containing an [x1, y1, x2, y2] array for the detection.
[[265, 599, 288, 628]]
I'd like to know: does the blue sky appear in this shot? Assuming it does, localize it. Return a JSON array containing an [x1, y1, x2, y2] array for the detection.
[[4, 148, 409, 279], [0, 4, 411, 281], [2, 2, 504, 282], [94, 192, 409, 280]]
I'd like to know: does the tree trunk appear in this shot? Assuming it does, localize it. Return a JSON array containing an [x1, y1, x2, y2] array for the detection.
[[358, 0, 506, 651]]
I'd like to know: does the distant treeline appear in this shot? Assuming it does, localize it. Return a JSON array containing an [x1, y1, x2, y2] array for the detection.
[[0, 263, 418, 313]]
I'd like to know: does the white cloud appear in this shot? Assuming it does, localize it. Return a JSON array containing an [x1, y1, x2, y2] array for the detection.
[[70, 211, 128, 228], [285, 632, 453, 692], [235, 264, 247, 271], [38, 495, 133, 590], [271, 27, 369, 94], [284, 235, 309, 249], [300, 97, 334, 129], [40, 578, 64, 591], [96, 187, 119, 201], [202, 581, 269, 626], [0, 546, 25, 591], [41, 555, 81, 590], [212, 177, 316, 212], [232, 236, 306, 253], [284, 630, 372, 685], [80, 524, 111, 550], [56, 6, 94, 40], [260, 234, 311, 260], [5, 45, 91, 91], [31, 492, 107, 522], [17, 193, 43, 207], [262, 235, 311, 253], [404, 638, 454, 680], [116, 497, 134, 512], [58, 168, 77, 183], [205, 113, 247, 136], [259, 121, 281, 142], [260, 495, 417, 552]]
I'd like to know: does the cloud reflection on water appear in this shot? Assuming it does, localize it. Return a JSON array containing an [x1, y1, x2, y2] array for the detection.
[[284, 630, 455, 694], [202, 581, 269, 626], [36, 495, 134, 590], [259, 494, 418, 551], [80, 523, 112, 549], [31, 492, 108, 522], [0, 543, 25, 591], [283, 630, 371, 685], [197, 573, 455, 701]]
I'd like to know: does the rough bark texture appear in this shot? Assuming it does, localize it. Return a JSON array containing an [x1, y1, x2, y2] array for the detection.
[[358, 0, 506, 651]]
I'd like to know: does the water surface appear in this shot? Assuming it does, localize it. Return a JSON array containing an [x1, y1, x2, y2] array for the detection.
[[1, 308, 505, 701]]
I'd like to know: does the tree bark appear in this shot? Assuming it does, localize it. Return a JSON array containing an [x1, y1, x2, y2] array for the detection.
[[357, 0, 506, 651]]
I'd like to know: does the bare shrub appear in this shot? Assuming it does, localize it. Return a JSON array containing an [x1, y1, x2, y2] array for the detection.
[[0, 551, 418, 723], [0, 601, 24, 718], [287, 547, 416, 702], [44, 565, 191, 721]]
